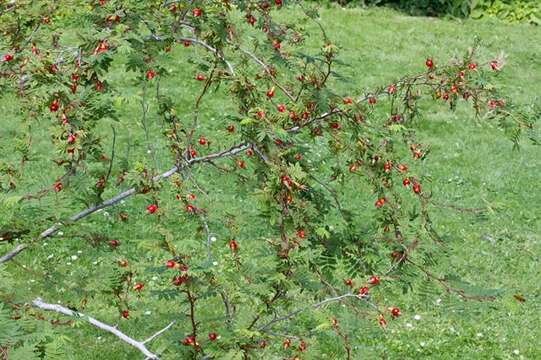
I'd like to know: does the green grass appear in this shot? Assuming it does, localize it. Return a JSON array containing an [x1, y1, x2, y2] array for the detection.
[[1, 5, 541, 359]]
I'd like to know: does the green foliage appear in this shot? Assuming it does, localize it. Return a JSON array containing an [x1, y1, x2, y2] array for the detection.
[[0, 1, 539, 359], [317, 0, 541, 24]]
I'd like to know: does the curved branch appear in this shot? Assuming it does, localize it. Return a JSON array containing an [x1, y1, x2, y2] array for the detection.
[[0, 143, 250, 265], [32, 298, 168, 359]]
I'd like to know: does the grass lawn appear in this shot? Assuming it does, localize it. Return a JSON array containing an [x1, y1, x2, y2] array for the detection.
[[1, 4, 540, 359]]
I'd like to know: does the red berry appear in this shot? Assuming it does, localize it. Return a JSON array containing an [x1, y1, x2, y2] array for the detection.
[[246, 149, 254, 156], [294, 153, 302, 161], [256, 110, 265, 119], [208, 332, 217, 341], [425, 58, 434, 69], [118, 260, 128, 267], [397, 164, 408, 173], [490, 60, 499, 71], [172, 275, 188, 286], [185, 204, 195, 213], [275, 0, 282, 6], [146, 69, 155, 80], [368, 96, 376, 105], [277, 104, 286, 113], [259, 340, 267, 348], [330, 122, 340, 130], [198, 137, 206, 145], [296, 230, 305, 239], [283, 338, 291, 349], [387, 84, 397, 94], [349, 163, 357, 173], [343, 97, 353, 105], [266, 88, 275, 98], [374, 198, 386, 208], [53, 181, 62, 192], [133, 282, 144, 291], [183, 40, 191, 47], [344, 279, 353, 287], [195, 74, 205, 81], [383, 161, 392, 172], [390, 307, 401, 318], [109, 239, 119, 248], [182, 336, 195, 346], [298, 340, 307, 352], [226, 125, 235, 133], [391, 114, 401, 122], [121, 310, 129, 318], [67, 134, 76, 144], [3, 54, 13, 62], [192, 8, 202, 17], [247, 15, 256, 25], [146, 204, 158, 214], [49, 100, 59, 112], [228, 239, 238, 252], [412, 183, 421, 194], [272, 39, 281, 50], [368, 275, 380, 285], [236, 160, 245, 169], [166, 260, 176, 268], [49, 64, 58, 74], [402, 178, 411, 187], [468, 63, 476, 70], [289, 111, 298, 121], [378, 314, 387, 328], [95, 80, 104, 92], [94, 40, 108, 55], [358, 286, 369, 298]]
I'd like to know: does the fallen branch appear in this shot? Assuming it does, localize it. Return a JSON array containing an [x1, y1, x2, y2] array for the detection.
[[31, 298, 175, 359]]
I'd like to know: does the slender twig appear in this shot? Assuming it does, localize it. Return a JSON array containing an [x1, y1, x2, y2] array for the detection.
[[258, 293, 357, 332], [238, 47, 295, 102], [142, 321, 176, 344]]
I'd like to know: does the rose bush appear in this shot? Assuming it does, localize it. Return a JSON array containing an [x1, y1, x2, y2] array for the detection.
[[0, 1, 537, 359]]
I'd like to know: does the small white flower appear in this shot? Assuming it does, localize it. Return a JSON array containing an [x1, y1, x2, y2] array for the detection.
[[103, 211, 110, 217], [47, 254, 54, 260], [144, 311, 151, 315], [30, 279, 35, 283], [476, 333, 483, 338], [405, 323, 413, 328], [71, 255, 78, 261], [43, 242, 48, 246], [210, 236, 217, 242], [58, 231, 64, 236], [420, 342, 426, 347], [436, 298, 442, 305], [147, 150, 152, 154], [152, 276, 158, 281], [97, 336, 102, 340], [92, 261, 98, 265], [66, 262, 72, 265], [77, 250, 83, 254], [414, 314, 421, 321], [513, 350, 520, 355], [212, 261, 218, 266]]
